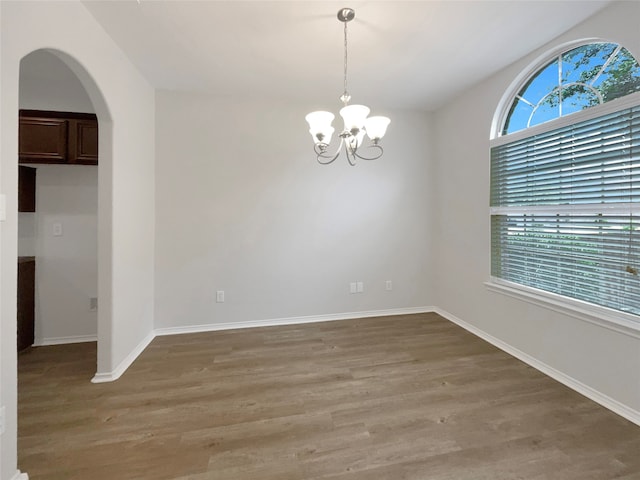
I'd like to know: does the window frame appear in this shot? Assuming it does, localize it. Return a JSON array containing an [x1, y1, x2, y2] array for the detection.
[[489, 42, 640, 337]]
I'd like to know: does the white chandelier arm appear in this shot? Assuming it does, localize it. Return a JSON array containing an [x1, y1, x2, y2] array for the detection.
[[353, 144, 384, 161], [314, 138, 384, 165], [345, 145, 358, 166], [314, 138, 344, 165]]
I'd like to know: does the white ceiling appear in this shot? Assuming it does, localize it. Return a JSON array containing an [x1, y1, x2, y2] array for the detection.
[[81, 0, 612, 112]]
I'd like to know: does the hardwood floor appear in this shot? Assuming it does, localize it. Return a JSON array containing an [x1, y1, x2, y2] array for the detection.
[[18, 313, 640, 479]]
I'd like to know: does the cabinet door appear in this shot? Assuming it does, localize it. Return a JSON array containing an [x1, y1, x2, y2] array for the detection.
[[68, 119, 98, 165], [19, 116, 68, 164], [18, 166, 36, 212], [17, 259, 35, 352]]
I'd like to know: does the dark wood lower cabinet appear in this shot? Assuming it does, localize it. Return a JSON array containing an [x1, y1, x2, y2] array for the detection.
[[17, 257, 35, 352]]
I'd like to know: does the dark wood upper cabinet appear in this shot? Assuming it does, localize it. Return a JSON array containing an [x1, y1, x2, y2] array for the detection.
[[19, 110, 98, 165], [19, 115, 67, 164], [68, 118, 98, 165]]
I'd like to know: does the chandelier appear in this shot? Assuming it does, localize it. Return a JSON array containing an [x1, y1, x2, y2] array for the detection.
[[305, 8, 390, 166]]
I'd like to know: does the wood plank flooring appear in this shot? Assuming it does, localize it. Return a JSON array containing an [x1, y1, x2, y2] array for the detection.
[[18, 313, 640, 479]]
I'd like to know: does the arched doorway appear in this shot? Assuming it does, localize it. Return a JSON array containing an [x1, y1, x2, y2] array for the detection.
[[17, 48, 114, 380], [19, 49, 99, 355]]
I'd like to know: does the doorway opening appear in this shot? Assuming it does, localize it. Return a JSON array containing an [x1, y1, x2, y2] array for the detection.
[[18, 49, 99, 356]]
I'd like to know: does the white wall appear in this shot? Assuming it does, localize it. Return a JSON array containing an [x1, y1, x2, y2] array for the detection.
[[0, 0, 5, 474], [154, 91, 434, 331], [433, 0, 640, 422], [17, 213, 35, 258], [0, 2, 155, 479], [20, 49, 94, 113], [33, 166, 98, 344]]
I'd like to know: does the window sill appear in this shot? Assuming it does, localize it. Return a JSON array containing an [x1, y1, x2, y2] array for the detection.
[[485, 279, 640, 339]]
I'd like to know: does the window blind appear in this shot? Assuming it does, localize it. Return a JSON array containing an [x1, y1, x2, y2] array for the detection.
[[491, 106, 640, 317]]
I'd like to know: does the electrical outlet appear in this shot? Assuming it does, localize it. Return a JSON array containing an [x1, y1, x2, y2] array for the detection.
[[53, 222, 63, 237], [216, 290, 225, 303], [89, 297, 98, 311]]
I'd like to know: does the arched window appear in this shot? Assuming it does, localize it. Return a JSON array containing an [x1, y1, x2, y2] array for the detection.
[[502, 42, 640, 135], [490, 41, 640, 324]]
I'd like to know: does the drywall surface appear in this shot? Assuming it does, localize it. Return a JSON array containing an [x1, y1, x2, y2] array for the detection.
[[1, 1, 155, 478], [432, 0, 640, 420], [20, 49, 95, 113], [154, 91, 434, 330], [33, 165, 98, 344]]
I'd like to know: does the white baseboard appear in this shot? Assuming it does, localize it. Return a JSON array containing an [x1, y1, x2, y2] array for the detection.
[[91, 330, 155, 383], [11, 470, 28, 480], [154, 306, 435, 337], [90, 307, 433, 382], [34, 334, 97, 346], [433, 307, 640, 427], [85, 304, 640, 428]]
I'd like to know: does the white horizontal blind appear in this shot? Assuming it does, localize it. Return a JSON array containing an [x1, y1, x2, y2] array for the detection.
[[491, 106, 640, 317]]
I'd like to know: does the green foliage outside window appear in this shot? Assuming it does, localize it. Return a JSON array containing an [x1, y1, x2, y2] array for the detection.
[[503, 43, 640, 135]]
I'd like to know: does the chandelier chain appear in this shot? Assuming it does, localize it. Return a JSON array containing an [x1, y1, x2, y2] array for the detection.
[[343, 20, 349, 104]]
